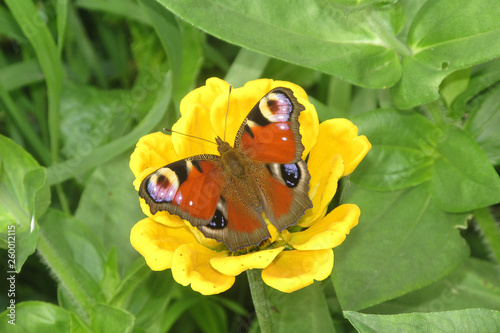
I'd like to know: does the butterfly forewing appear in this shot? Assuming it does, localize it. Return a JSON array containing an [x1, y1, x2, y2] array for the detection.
[[236, 87, 305, 164]]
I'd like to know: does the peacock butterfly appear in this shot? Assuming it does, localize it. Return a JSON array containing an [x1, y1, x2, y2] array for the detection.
[[139, 87, 312, 251]]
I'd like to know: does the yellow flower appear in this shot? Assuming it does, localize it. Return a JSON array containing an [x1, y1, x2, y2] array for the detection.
[[130, 78, 371, 295]]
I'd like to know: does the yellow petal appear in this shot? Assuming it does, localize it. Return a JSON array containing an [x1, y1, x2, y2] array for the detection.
[[130, 218, 198, 271], [290, 204, 360, 250], [171, 243, 234, 295], [316, 119, 372, 176], [300, 154, 345, 227], [139, 198, 187, 227], [180, 77, 230, 117], [210, 247, 284, 276], [262, 249, 334, 293], [130, 132, 178, 190]]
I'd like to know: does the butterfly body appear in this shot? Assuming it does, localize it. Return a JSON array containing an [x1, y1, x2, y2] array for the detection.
[[140, 87, 312, 251]]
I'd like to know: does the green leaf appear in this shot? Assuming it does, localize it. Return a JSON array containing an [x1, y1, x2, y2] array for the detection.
[[269, 283, 336, 333], [365, 258, 500, 314], [75, 154, 143, 273], [189, 298, 228, 333], [224, 48, 270, 88], [126, 271, 181, 331], [37, 209, 107, 316], [0, 135, 50, 271], [90, 304, 134, 333], [46, 71, 172, 185], [59, 84, 134, 161], [392, 0, 500, 108], [439, 68, 470, 107], [464, 83, 500, 166], [350, 109, 439, 190], [449, 59, 500, 119], [344, 309, 500, 333], [100, 248, 122, 302], [332, 183, 469, 311], [139, 0, 203, 109], [5, 0, 64, 163], [431, 125, 500, 212], [0, 60, 44, 92], [75, 0, 149, 24], [0, 301, 91, 333], [160, 0, 404, 88]]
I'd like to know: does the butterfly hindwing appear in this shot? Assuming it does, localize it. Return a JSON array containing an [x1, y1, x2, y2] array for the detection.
[[199, 193, 271, 252], [260, 161, 312, 231]]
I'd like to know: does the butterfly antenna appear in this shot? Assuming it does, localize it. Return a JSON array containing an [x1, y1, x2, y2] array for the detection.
[[163, 128, 217, 145], [223, 85, 233, 142]]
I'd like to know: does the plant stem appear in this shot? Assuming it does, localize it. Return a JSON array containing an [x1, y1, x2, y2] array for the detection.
[[474, 207, 500, 264], [246, 269, 274, 333]]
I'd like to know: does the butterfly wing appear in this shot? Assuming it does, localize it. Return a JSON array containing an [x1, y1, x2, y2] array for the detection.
[[139, 156, 223, 225], [235, 87, 312, 231], [235, 87, 305, 163], [139, 155, 270, 251]]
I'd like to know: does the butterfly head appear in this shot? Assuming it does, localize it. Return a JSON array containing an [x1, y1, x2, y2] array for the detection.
[[216, 136, 232, 155]]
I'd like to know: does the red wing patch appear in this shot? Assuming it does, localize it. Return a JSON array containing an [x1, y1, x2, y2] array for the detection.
[[241, 121, 298, 163], [139, 158, 222, 223], [236, 87, 305, 164]]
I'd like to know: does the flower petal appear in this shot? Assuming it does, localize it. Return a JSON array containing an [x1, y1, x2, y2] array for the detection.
[[301, 154, 344, 227], [173, 78, 230, 158], [130, 218, 198, 271], [290, 204, 360, 250], [130, 132, 178, 190], [262, 249, 333, 293], [316, 119, 371, 176], [171, 243, 235, 295], [210, 247, 284, 276]]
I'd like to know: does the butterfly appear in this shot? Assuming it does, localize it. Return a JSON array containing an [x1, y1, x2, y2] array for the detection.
[[139, 87, 312, 251]]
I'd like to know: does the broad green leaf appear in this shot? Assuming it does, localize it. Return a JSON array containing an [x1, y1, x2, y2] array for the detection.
[[90, 304, 134, 333], [366, 258, 500, 314], [449, 59, 500, 119], [59, 84, 134, 161], [0, 135, 50, 271], [46, 71, 172, 185], [75, 154, 143, 274], [332, 183, 469, 311], [431, 125, 500, 212], [269, 283, 336, 333], [160, 0, 404, 88], [0, 301, 90, 333], [439, 68, 470, 107], [464, 83, 500, 166], [38, 209, 107, 314], [350, 109, 438, 190], [344, 309, 500, 333], [392, 0, 500, 108]]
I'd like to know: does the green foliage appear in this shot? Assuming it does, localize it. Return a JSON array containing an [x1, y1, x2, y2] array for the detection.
[[0, 0, 499, 332]]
